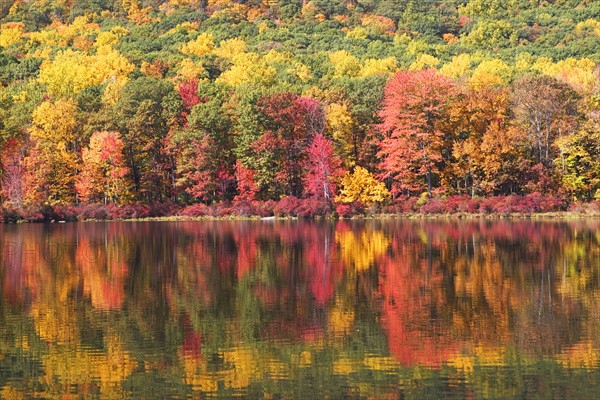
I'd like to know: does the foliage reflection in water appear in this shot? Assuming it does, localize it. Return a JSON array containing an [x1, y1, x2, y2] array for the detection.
[[0, 220, 599, 399]]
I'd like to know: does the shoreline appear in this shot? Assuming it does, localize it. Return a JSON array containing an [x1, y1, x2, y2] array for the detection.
[[2, 211, 599, 224]]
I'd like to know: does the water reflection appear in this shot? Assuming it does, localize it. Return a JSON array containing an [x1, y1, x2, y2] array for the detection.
[[0, 220, 599, 399]]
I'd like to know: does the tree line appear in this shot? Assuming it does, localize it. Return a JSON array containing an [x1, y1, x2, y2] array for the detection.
[[0, 1, 598, 217]]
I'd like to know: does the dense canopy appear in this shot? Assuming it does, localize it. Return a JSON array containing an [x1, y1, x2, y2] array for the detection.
[[0, 0, 599, 218]]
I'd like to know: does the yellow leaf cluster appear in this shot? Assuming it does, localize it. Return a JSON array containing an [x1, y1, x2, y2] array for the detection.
[[168, 0, 202, 7], [360, 57, 397, 77], [31, 100, 78, 144], [541, 57, 597, 93], [181, 32, 215, 57], [470, 59, 512, 88], [326, 102, 355, 161], [336, 166, 390, 205], [409, 54, 440, 71], [102, 77, 129, 106], [123, 0, 156, 24], [94, 28, 128, 47], [216, 52, 276, 87], [39, 47, 134, 97], [177, 58, 206, 80], [213, 37, 247, 59], [25, 17, 100, 50], [574, 19, 600, 37], [346, 27, 368, 40], [165, 21, 199, 35], [440, 54, 472, 78], [0, 22, 24, 48], [329, 50, 361, 78], [27, 29, 69, 47], [289, 61, 313, 81], [514, 52, 534, 71], [326, 103, 353, 137]]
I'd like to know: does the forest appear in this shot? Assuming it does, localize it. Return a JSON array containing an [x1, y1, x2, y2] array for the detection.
[[0, 0, 599, 220]]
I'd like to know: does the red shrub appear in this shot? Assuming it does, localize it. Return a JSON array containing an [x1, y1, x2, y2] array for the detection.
[[388, 196, 419, 213], [106, 202, 151, 219], [524, 193, 566, 212], [336, 203, 352, 217], [443, 195, 480, 213], [230, 199, 257, 216], [254, 200, 276, 217], [479, 197, 502, 214], [179, 203, 210, 217], [78, 204, 109, 220], [18, 207, 45, 222], [46, 205, 79, 221], [420, 198, 445, 214], [296, 198, 330, 217], [148, 202, 182, 217], [210, 203, 231, 217], [274, 196, 302, 217]]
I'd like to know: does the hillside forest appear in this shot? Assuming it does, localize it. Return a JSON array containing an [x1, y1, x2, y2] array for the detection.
[[0, 0, 599, 219]]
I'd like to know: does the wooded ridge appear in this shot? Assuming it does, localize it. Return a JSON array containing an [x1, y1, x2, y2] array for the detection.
[[0, 1, 599, 219]]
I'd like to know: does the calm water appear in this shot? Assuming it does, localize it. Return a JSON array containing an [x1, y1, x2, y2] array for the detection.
[[0, 220, 599, 399]]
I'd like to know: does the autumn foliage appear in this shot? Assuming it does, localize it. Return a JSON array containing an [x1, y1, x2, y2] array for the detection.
[[0, 1, 599, 219]]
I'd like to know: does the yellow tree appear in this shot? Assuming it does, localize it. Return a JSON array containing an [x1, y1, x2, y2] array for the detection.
[[181, 32, 215, 57], [39, 47, 134, 98], [76, 131, 131, 205], [25, 100, 79, 205], [336, 166, 390, 206], [216, 52, 276, 87]]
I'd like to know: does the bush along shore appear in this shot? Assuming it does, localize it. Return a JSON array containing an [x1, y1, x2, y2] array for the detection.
[[2, 195, 599, 223]]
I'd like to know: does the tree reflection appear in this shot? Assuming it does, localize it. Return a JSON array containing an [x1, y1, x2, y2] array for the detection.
[[0, 220, 599, 398]]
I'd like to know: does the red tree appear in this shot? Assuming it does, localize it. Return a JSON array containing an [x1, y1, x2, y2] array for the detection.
[[0, 138, 25, 208], [378, 69, 458, 197], [303, 134, 343, 202], [176, 132, 234, 202], [177, 78, 202, 125], [255, 93, 326, 197], [234, 160, 258, 201], [76, 131, 130, 205]]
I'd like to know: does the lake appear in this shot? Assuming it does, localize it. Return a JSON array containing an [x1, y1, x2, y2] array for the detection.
[[0, 220, 599, 399]]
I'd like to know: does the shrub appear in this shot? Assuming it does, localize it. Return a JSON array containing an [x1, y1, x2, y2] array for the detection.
[[296, 198, 330, 217], [255, 200, 276, 217], [18, 207, 45, 222], [78, 204, 109, 220], [336, 203, 352, 217], [179, 203, 210, 217], [149, 202, 181, 217], [420, 198, 445, 214], [1, 207, 22, 223], [479, 197, 501, 214], [210, 203, 231, 217], [230, 199, 258, 216], [274, 196, 302, 217], [387, 196, 419, 213], [46, 205, 79, 221], [106, 202, 151, 219]]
